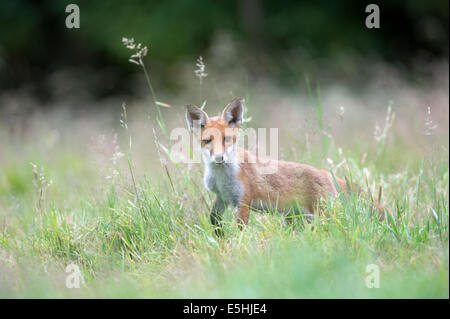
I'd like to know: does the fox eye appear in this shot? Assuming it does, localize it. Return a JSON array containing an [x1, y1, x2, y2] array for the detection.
[[224, 136, 232, 143], [202, 138, 212, 144]]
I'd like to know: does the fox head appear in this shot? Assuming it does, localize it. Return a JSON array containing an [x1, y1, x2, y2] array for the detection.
[[186, 97, 244, 165]]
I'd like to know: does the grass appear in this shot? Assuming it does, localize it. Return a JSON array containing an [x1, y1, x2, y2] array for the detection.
[[0, 46, 448, 298], [0, 116, 447, 298]]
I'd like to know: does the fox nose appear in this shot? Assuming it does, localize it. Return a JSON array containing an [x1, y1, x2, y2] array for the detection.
[[214, 154, 224, 163]]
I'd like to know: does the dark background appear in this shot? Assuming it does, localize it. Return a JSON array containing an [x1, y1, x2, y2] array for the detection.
[[0, 0, 448, 107]]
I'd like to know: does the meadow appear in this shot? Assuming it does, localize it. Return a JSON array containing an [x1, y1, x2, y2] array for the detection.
[[0, 50, 448, 298]]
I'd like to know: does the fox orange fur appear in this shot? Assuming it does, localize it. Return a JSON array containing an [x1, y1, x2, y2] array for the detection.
[[186, 97, 387, 235]]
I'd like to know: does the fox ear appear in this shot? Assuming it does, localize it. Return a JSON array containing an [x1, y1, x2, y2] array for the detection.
[[222, 97, 244, 128], [186, 104, 209, 131]]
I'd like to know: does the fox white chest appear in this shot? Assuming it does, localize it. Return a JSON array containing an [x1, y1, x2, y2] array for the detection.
[[204, 162, 243, 208]]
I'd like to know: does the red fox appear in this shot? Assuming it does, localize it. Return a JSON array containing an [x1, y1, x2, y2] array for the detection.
[[186, 97, 388, 235]]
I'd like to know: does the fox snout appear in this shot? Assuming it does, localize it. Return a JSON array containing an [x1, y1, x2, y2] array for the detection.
[[213, 154, 224, 164], [202, 146, 232, 165]]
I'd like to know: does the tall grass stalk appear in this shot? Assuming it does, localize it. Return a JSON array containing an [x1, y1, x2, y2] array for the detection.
[[374, 102, 395, 163], [120, 103, 143, 214], [195, 56, 208, 109], [122, 37, 170, 139], [304, 74, 328, 156]]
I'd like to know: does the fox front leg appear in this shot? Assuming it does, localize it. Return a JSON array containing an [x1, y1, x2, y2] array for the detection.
[[235, 201, 250, 229], [211, 197, 227, 237]]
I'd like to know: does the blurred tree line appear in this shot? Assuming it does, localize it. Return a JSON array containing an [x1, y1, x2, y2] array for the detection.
[[0, 0, 448, 105]]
